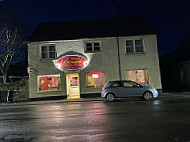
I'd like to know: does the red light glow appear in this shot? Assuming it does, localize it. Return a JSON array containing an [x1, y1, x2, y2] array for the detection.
[[55, 55, 88, 71], [91, 73, 99, 78]]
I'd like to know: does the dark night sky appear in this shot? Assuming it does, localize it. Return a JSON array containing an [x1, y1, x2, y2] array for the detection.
[[1, 0, 190, 56]]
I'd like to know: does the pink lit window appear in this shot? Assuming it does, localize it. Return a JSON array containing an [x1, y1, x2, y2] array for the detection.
[[38, 75, 61, 92]]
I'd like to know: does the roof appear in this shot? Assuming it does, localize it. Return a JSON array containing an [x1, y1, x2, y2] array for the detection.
[[160, 47, 190, 67], [28, 16, 156, 42]]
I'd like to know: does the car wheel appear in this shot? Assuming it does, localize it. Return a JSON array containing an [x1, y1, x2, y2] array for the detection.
[[106, 93, 115, 102], [143, 92, 153, 101]]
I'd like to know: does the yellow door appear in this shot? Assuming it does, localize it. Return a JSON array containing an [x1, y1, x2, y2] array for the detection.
[[66, 73, 80, 99]]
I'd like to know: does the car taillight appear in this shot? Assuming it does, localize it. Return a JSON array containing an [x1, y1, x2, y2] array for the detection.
[[102, 87, 106, 91]]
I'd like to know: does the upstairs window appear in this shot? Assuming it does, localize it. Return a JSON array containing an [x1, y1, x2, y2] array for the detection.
[[41, 45, 57, 59], [126, 39, 143, 53], [85, 42, 101, 53]]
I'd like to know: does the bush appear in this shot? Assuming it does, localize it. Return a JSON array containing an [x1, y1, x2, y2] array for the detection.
[[0, 78, 29, 102]]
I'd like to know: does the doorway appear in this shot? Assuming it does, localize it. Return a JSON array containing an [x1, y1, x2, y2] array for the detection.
[[66, 73, 80, 99]]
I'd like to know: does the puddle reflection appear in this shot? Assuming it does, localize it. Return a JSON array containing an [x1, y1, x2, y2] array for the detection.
[[153, 100, 161, 105]]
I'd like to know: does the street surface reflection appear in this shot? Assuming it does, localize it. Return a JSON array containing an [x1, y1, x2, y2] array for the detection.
[[0, 96, 190, 142]]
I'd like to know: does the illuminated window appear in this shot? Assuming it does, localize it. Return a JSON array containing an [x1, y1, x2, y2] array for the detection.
[[85, 72, 106, 88], [126, 69, 149, 84], [126, 39, 143, 53], [70, 77, 79, 87], [41, 45, 57, 59], [85, 42, 101, 52], [38, 74, 61, 92]]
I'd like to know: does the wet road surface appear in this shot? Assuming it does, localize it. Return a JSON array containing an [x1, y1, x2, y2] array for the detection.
[[0, 94, 190, 142]]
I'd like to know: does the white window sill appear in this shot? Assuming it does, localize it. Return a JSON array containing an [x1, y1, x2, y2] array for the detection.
[[37, 90, 62, 94]]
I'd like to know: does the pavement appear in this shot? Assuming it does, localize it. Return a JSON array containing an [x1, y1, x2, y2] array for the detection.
[[1, 96, 105, 106], [1, 92, 190, 106]]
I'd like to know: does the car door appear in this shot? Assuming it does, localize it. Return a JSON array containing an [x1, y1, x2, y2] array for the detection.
[[109, 82, 125, 97], [122, 81, 143, 97]]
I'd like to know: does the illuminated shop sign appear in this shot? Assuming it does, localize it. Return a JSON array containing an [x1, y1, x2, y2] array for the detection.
[[91, 72, 99, 78], [55, 55, 88, 71]]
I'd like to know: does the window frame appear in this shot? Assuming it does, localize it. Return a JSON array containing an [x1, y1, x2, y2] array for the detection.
[[37, 74, 61, 93], [40, 44, 57, 59], [84, 41, 101, 53], [126, 69, 149, 84], [126, 39, 144, 54]]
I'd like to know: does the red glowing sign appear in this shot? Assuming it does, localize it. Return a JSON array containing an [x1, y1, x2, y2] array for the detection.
[[27, 67, 34, 74], [56, 55, 88, 70], [91, 73, 99, 78]]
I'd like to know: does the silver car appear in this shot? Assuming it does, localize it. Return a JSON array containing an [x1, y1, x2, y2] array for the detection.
[[101, 80, 159, 102]]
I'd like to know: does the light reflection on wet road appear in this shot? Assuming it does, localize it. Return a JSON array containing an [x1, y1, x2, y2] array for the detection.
[[0, 95, 190, 142]]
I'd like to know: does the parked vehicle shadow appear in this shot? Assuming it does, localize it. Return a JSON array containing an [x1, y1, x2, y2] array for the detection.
[[104, 97, 160, 103]]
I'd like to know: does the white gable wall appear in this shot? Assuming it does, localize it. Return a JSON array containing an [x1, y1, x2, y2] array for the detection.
[[27, 34, 162, 99]]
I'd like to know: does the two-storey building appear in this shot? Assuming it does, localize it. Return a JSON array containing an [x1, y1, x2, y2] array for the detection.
[[27, 16, 162, 99]]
